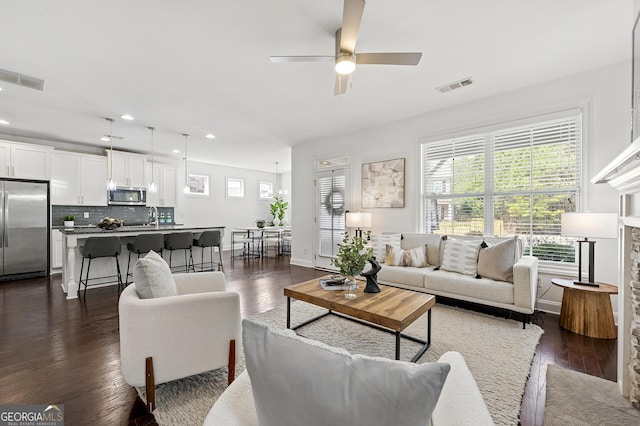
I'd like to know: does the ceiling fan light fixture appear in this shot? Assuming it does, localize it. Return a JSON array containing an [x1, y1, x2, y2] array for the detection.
[[335, 54, 356, 75]]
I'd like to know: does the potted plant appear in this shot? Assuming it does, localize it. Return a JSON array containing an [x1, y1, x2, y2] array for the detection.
[[331, 232, 373, 299], [63, 214, 75, 228], [269, 194, 288, 226]]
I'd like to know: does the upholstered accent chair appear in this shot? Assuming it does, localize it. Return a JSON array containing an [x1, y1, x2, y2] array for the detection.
[[119, 271, 241, 411]]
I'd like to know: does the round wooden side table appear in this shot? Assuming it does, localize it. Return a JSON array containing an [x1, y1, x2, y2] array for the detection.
[[551, 278, 618, 339]]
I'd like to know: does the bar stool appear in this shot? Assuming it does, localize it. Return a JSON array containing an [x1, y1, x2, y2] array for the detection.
[[78, 236, 123, 299], [192, 230, 224, 272], [164, 232, 195, 273], [125, 234, 165, 284]]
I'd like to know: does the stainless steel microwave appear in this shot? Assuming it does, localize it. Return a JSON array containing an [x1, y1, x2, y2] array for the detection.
[[108, 188, 147, 206]]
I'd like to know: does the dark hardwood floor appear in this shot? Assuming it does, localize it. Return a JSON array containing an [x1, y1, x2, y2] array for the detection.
[[0, 253, 616, 425]]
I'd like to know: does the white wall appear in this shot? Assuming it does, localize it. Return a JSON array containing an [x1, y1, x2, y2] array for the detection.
[[291, 60, 631, 317], [173, 161, 281, 249]]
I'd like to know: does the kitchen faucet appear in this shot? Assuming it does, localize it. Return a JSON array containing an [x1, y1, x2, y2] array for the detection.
[[148, 205, 159, 227]]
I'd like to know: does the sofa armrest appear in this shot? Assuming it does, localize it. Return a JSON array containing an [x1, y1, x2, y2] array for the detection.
[[512, 256, 538, 313], [174, 271, 226, 294], [205, 371, 257, 426], [432, 351, 494, 425]]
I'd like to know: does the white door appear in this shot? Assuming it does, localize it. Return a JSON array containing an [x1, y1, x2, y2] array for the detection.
[[315, 168, 350, 270]]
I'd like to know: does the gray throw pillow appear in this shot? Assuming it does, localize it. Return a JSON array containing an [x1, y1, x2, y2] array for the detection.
[[133, 250, 178, 299], [243, 319, 450, 426], [477, 236, 518, 283]]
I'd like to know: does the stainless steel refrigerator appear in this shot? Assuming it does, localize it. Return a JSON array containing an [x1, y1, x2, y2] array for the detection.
[[0, 179, 49, 280]]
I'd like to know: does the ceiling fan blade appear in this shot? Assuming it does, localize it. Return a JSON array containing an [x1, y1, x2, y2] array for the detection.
[[339, 0, 365, 53], [270, 56, 334, 63], [334, 73, 349, 96], [356, 52, 422, 66]]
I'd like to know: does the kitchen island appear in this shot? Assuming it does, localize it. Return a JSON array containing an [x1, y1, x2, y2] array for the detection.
[[59, 225, 225, 300]]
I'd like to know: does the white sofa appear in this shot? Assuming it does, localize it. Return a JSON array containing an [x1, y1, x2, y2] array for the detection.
[[375, 233, 538, 327], [205, 351, 493, 426]]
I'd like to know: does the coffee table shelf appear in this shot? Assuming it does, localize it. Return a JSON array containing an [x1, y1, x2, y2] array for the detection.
[[284, 277, 436, 362]]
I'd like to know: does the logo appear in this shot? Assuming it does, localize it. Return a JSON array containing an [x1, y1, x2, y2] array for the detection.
[[0, 404, 64, 426]]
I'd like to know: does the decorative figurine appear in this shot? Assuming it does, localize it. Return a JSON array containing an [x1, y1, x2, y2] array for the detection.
[[362, 257, 382, 293]]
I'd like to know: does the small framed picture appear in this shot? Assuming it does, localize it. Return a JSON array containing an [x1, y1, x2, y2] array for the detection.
[[185, 173, 210, 197], [226, 177, 245, 199], [259, 181, 274, 200]]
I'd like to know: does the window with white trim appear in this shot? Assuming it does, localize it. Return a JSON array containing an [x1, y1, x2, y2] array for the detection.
[[421, 114, 581, 263]]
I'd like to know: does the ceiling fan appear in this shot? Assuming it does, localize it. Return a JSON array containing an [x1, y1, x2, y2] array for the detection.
[[270, 0, 422, 95]]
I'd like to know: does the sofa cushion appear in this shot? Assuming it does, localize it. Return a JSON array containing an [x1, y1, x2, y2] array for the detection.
[[370, 233, 401, 263], [133, 250, 178, 299], [243, 319, 451, 426], [401, 233, 444, 266], [385, 244, 406, 266], [425, 269, 514, 305], [440, 238, 482, 276], [377, 265, 432, 288], [477, 236, 518, 283]]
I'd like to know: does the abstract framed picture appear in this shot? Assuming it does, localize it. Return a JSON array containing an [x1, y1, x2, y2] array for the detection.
[[258, 181, 274, 200], [185, 173, 210, 197], [361, 158, 405, 208]]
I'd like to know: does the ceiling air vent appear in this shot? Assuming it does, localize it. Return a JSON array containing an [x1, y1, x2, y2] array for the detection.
[[436, 76, 473, 94], [0, 68, 45, 91]]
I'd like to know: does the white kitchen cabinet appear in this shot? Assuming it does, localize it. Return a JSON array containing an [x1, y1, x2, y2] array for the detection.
[[108, 150, 146, 188], [51, 151, 107, 205], [0, 140, 52, 180], [145, 163, 177, 206], [51, 229, 63, 269]]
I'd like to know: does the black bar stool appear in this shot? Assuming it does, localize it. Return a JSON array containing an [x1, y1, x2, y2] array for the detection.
[[78, 236, 123, 299], [164, 232, 195, 273], [192, 230, 224, 272], [125, 234, 165, 284]]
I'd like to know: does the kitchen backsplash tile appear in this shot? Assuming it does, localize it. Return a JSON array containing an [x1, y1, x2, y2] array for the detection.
[[52, 205, 175, 227]]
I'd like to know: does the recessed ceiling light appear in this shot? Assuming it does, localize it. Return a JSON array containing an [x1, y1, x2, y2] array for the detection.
[[172, 149, 180, 154], [100, 136, 111, 142], [120, 114, 135, 121], [0, 119, 9, 125], [205, 133, 216, 139]]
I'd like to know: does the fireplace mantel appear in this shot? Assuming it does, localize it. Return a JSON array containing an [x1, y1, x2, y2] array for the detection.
[[592, 136, 640, 194]]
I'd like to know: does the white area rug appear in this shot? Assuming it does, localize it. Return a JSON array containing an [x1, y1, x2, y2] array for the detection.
[[137, 302, 543, 425]]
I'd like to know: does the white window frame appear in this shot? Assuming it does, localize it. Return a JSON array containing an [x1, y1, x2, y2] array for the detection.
[[420, 107, 586, 270]]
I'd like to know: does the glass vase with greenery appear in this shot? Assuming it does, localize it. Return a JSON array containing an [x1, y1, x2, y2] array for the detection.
[[331, 232, 373, 281], [269, 194, 288, 226]]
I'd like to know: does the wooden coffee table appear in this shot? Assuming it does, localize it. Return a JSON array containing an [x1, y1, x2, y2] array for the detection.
[[284, 277, 436, 362]]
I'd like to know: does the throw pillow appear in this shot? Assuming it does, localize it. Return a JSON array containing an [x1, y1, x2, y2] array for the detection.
[[477, 236, 518, 283], [385, 244, 406, 266], [133, 250, 178, 299], [243, 319, 451, 426], [440, 238, 482, 276], [370, 233, 401, 263]]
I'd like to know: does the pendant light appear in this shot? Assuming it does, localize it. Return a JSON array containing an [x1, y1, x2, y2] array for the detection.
[[148, 127, 157, 193], [106, 118, 116, 190], [275, 161, 288, 196], [182, 134, 190, 194]]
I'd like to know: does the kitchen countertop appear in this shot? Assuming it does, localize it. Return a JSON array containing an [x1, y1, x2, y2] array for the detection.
[[58, 224, 224, 235]]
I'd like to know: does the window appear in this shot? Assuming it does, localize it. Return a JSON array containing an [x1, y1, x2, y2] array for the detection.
[[259, 181, 274, 200], [317, 170, 348, 259], [421, 115, 581, 263], [226, 177, 245, 199]]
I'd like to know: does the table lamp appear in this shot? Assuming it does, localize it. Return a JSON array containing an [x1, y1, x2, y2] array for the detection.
[[345, 212, 372, 239], [560, 212, 617, 287]]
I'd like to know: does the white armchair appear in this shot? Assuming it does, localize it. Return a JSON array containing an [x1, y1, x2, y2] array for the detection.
[[119, 271, 241, 411]]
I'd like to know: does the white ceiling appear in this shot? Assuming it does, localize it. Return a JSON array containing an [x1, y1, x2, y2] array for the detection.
[[0, 0, 632, 173]]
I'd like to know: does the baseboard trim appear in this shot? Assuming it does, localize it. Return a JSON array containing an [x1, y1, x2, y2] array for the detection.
[[290, 258, 313, 268]]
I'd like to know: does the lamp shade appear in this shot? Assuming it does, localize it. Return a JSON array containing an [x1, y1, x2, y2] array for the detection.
[[346, 212, 372, 228], [560, 212, 617, 239]]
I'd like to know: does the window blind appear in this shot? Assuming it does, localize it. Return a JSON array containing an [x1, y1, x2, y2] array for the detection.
[[422, 115, 581, 263]]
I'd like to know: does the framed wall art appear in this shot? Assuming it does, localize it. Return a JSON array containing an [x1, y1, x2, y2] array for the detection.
[[258, 181, 274, 200], [361, 158, 405, 208], [185, 173, 210, 197]]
